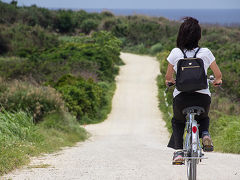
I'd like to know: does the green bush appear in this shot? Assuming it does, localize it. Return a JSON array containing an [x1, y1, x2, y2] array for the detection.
[[36, 41, 118, 82], [0, 31, 122, 83], [54, 10, 76, 33], [124, 43, 150, 54], [0, 57, 34, 80], [100, 11, 114, 18], [37, 31, 122, 82], [0, 79, 65, 123], [54, 75, 103, 123], [0, 24, 59, 57], [0, 1, 19, 24], [150, 43, 163, 55], [81, 19, 99, 34], [0, 32, 10, 54], [51, 74, 115, 124], [112, 20, 129, 37], [99, 18, 117, 31], [23, 6, 55, 29]]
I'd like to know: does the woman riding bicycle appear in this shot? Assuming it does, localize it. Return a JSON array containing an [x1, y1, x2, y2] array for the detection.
[[165, 17, 222, 164]]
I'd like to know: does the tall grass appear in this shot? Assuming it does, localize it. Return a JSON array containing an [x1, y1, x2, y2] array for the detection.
[[0, 79, 65, 123], [0, 110, 88, 175], [0, 78, 88, 175], [210, 114, 240, 153], [0, 110, 35, 142], [0, 110, 38, 174]]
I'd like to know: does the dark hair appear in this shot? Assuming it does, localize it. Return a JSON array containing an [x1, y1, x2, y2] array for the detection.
[[177, 17, 201, 50]]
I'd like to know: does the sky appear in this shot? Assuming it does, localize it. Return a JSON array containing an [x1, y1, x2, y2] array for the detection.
[[2, 0, 240, 9]]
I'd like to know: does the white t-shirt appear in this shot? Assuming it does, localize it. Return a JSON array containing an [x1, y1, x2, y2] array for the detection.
[[167, 47, 215, 97]]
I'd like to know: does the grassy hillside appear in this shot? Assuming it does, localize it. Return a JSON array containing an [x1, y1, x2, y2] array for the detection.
[[0, 30, 122, 173], [1, 1, 240, 100], [0, 1, 122, 175], [0, 0, 239, 174]]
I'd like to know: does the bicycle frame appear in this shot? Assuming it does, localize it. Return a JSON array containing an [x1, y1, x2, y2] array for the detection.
[[184, 113, 200, 155], [184, 112, 205, 180]]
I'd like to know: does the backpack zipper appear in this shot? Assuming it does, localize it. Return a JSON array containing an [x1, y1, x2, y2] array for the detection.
[[183, 58, 199, 60], [182, 66, 200, 71]]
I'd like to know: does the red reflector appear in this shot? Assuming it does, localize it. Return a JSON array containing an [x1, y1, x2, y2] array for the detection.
[[192, 126, 197, 133]]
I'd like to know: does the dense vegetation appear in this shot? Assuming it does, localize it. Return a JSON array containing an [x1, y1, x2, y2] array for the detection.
[[1, 1, 240, 99], [0, 0, 239, 174], [0, 1, 122, 175]]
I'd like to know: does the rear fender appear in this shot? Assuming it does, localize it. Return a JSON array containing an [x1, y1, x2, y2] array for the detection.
[[192, 120, 198, 152]]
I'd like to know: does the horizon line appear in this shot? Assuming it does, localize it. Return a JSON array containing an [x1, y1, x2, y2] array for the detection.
[[46, 7, 240, 10]]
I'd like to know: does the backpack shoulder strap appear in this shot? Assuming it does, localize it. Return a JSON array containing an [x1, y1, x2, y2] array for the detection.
[[193, 47, 201, 58], [179, 48, 187, 58]]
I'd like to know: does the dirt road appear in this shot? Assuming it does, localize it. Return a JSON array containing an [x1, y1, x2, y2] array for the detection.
[[4, 53, 240, 180]]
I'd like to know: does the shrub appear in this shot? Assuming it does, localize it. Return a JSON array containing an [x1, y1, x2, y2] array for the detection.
[[1, 24, 59, 57], [99, 18, 117, 31], [0, 80, 65, 123], [37, 31, 122, 82], [36, 42, 116, 82], [0, 33, 10, 55], [0, 31, 122, 84], [0, 1, 19, 24], [81, 19, 99, 34], [54, 10, 76, 33], [125, 43, 149, 54], [112, 21, 129, 37], [150, 43, 163, 55], [0, 57, 34, 80], [100, 11, 114, 18], [54, 75, 103, 123]]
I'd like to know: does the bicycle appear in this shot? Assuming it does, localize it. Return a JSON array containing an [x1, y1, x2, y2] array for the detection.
[[182, 106, 206, 180], [166, 76, 221, 180]]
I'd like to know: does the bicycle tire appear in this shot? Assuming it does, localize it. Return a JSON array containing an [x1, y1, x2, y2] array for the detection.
[[187, 135, 197, 180], [188, 159, 197, 180]]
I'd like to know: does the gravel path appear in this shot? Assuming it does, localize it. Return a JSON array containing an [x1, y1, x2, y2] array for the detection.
[[4, 53, 240, 180]]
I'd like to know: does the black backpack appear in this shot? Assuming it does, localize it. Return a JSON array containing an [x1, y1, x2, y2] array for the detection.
[[176, 47, 208, 92]]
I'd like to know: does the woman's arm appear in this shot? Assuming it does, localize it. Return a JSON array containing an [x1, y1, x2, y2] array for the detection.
[[210, 61, 222, 86], [165, 63, 175, 86]]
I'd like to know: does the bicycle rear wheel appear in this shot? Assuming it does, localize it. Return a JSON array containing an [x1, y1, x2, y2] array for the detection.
[[187, 158, 197, 180], [187, 137, 197, 180]]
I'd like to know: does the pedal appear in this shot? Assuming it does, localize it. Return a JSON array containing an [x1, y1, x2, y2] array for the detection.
[[203, 145, 214, 152], [172, 161, 185, 165]]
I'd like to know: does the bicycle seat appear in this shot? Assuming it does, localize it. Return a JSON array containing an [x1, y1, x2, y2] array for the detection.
[[182, 106, 205, 115]]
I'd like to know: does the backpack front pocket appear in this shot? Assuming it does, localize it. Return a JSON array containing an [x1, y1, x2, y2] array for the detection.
[[181, 66, 200, 71]]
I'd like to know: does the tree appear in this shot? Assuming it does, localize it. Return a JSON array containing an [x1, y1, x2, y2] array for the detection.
[[54, 10, 76, 33], [81, 19, 99, 34], [10, 0, 17, 7]]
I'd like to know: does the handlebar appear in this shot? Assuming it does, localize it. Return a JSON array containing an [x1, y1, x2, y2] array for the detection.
[[167, 82, 175, 87], [165, 75, 223, 92], [208, 75, 223, 87], [165, 82, 175, 92]]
